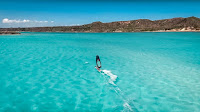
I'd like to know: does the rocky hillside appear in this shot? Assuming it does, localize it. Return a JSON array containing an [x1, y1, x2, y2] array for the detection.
[[0, 17, 200, 32]]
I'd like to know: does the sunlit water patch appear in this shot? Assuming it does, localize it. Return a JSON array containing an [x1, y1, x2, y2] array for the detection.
[[0, 32, 200, 111]]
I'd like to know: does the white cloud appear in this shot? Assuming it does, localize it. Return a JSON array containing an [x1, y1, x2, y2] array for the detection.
[[2, 18, 30, 23], [2, 18, 53, 24], [69, 24, 80, 26], [34, 20, 48, 23]]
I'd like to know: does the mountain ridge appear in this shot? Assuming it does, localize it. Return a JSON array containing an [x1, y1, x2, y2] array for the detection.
[[1, 16, 200, 32]]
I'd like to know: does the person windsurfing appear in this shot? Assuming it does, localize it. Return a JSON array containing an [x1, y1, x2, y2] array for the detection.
[[96, 55, 101, 72]]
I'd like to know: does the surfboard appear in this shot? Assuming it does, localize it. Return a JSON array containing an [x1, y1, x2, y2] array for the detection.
[[95, 66, 101, 72]]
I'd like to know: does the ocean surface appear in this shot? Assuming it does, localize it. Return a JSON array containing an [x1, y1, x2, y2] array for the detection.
[[0, 32, 200, 112]]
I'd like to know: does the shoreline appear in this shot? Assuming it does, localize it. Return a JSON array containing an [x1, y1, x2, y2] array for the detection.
[[144, 30, 200, 33], [0, 34, 21, 35], [1, 30, 200, 34], [0, 31, 21, 35], [18, 30, 200, 33]]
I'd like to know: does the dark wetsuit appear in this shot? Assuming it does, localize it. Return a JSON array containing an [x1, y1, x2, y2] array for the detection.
[[96, 55, 101, 68]]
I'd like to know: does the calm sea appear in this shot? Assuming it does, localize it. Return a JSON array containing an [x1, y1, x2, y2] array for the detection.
[[0, 32, 200, 111]]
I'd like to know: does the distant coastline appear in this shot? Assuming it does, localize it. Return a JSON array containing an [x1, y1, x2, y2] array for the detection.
[[0, 17, 200, 33], [145, 28, 200, 32], [0, 31, 21, 35]]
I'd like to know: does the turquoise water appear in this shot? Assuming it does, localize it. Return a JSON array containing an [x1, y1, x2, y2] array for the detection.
[[0, 32, 200, 111]]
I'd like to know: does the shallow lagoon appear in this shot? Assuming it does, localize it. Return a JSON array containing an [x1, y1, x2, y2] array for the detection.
[[0, 32, 200, 111]]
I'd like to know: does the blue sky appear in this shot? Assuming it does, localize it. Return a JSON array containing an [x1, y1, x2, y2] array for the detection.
[[0, 0, 200, 28]]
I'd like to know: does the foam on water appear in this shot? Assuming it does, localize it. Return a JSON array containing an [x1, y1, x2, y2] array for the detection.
[[123, 102, 133, 111], [101, 70, 117, 85], [99, 69, 136, 111]]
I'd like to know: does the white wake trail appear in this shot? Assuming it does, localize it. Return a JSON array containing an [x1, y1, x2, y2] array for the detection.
[[101, 70, 117, 86], [99, 69, 137, 112]]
